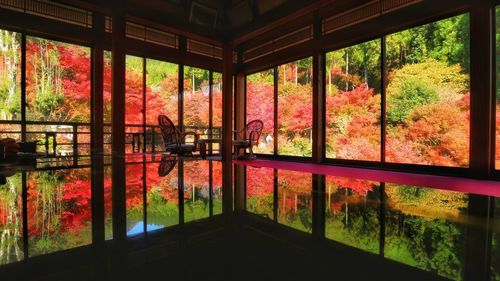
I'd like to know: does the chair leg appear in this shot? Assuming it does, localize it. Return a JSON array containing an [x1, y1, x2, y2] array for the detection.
[[248, 145, 255, 160], [234, 146, 240, 159]]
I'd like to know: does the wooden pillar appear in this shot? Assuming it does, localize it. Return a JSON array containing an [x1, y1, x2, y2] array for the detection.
[[111, 2, 127, 242], [465, 4, 494, 280], [312, 13, 325, 164], [312, 174, 325, 239], [234, 73, 246, 211], [222, 44, 234, 216], [178, 36, 186, 131], [91, 32, 109, 273], [464, 195, 493, 281], [91, 12, 105, 244], [469, 0, 492, 178]]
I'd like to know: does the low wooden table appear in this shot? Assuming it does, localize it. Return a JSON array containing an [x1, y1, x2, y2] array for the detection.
[[199, 138, 222, 159]]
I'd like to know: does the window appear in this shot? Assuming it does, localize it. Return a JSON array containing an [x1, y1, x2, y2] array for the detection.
[[146, 59, 178, 126], [277, 58, 313, 157], [246, 69, 274, 154], [125, 55, 144, 153], [212, 72, 223, 138], [385, 14, 470, 167], [496, 6, 500, 169], [183, 66, 209, 136], [25, 36, 91, 156], [103, 51, 112, 156], [146, 59, 178, 152], [0, 30, 21, 122], [325, 40, 381, 161], [26, 37, 91, 122]]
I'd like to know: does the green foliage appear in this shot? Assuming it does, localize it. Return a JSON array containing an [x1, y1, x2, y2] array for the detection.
[[247, 69, 274, 85], [277, 136, 312, 157], [385, 216, 465, 281], [0, 30, 21, 120], [36, 90, 65, 117], [146, 59, 177, 87], [387, 76, 438, 124], [386, 59, 468, 126], [247, 194, 273, 219], [325, 204, 380, 254], [326, 39, 381, 93], [386, 14, 470, 72], [147, 190, 179, 227]]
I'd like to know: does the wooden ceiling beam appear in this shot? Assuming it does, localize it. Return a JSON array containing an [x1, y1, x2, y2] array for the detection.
[[230, 0, 372, 45], [125, 0, 225, 43]]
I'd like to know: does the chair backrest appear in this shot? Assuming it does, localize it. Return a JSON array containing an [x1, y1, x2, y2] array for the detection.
[[158, 155, 177, 177], [245, 120, 264, 145], [158, 115, 179, 149]]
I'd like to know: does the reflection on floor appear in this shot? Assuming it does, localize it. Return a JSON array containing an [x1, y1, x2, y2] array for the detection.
[[240, 160, 500, 281], [0, 155, 498, 281]]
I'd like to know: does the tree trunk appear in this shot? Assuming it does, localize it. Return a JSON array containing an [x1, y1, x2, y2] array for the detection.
[[328, 63, 332, 94], [283, 65, 286, 86], [345, 52, 349, 91], [294, 64, 297, 86]]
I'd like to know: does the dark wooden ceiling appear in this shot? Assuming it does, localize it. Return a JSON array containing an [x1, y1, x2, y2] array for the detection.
[[53, 0, 319, 40]]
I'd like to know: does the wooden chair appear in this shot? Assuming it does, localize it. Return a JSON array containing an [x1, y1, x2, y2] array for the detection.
[[233, 120, 264, 159], [158, 115, 199, 156]]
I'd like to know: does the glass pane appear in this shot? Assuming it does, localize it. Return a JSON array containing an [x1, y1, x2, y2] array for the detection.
[[0, 30, 21, 121], [325, 40, 381, 161], [146, 59, 178, 126], [325, 176, 380, 254], [183, 66, 209, 137], [246, 166, 274, 219], [125, 55, 144, 155], [146, 162, 179, 232], [246, 69, 274, 154], [496, 7, 500, 170], [26, 37, 91, 122], [183, 161, 210, 222], [385, 14, 470, 167], [212, 72, 223, 139], [27, 169, 92, 257], [126, 55, 144, 126], [277, 58, 313, 157], [384, 184, 468, 280], [0, 173, 23, 265], [103, 51, 112, 124], [126, 163, 144, 237], [277, 170, 312, 233]]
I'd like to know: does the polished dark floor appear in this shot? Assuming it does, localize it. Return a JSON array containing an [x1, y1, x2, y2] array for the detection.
[[0, 154, 498, 281]]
